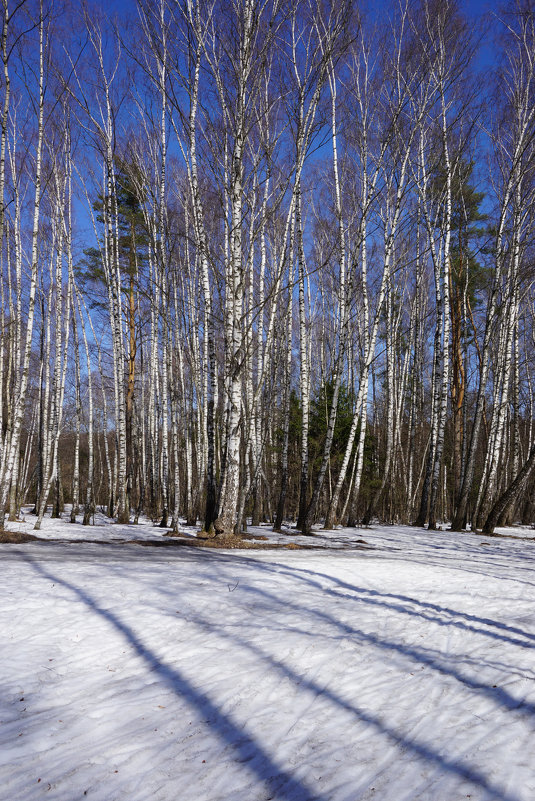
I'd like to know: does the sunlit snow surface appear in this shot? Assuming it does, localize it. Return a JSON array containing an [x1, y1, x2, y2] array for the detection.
[[1, 512, 534, 801]]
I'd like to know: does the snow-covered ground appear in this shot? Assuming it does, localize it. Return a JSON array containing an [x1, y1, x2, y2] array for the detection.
[[1, 512, 534, 801]]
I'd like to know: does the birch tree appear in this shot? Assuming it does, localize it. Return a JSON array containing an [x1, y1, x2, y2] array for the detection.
[[452, 2, 535, 530], [0, 0, 45, 530]]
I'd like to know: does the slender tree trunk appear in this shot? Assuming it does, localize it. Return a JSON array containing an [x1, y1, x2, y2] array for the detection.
[[0, 4, 44, 530]]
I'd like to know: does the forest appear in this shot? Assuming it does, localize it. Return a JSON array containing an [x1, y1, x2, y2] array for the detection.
[[1, 0, 535, 540]]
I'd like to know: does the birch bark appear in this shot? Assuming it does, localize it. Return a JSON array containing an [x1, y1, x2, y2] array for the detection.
[[0, 3, 44, 529]]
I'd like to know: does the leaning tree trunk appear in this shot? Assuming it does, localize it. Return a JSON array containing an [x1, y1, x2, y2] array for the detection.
[[482, 442, 535, 535]]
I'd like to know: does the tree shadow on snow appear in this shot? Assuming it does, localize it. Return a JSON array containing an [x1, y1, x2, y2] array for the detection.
[[20, 553, 326, 801], [191, 549, 535, 650], [181, 605, 527, 801], [197, 576, 535, 715], [19, 550, 530, 801]]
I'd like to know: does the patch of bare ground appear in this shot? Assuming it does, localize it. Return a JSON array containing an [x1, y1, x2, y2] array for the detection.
[[128, 535, 308, 550], [0, 529, 371, 550], [0, 531, 44, 543], [128, 535, 373, 551]]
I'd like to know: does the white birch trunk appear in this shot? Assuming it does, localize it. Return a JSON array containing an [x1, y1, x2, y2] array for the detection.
[[0, 4, 44, 528]]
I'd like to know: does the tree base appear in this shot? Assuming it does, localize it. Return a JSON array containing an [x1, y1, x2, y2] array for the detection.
[[201, 516, 243, 540], [197, 524, 217, 539]]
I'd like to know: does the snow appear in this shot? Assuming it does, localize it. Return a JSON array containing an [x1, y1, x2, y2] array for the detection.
[[1, 512, 534, 801]]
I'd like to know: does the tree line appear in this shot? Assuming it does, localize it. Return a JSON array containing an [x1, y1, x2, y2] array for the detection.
[[1, 0, 535, 539]]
